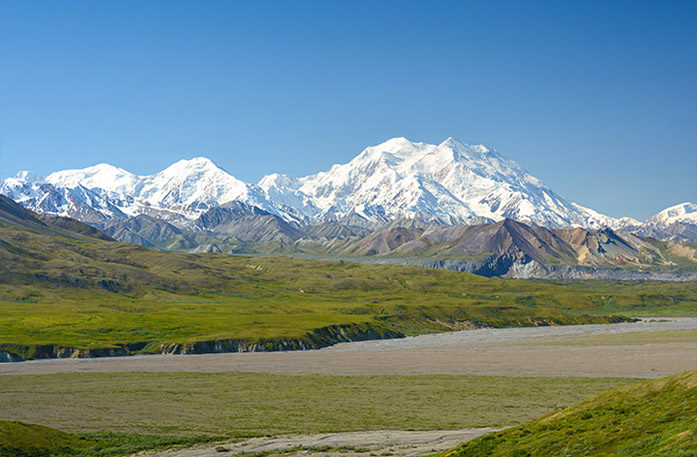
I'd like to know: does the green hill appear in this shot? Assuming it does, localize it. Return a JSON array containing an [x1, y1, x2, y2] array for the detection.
[[0, 420, 214, 457], [0, 195, 695, 359], [443, 370, 697, 457], [0, 420, 95, 457]]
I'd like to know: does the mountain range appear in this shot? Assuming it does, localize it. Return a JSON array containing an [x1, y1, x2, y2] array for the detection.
[[2, 137, 695, 279]]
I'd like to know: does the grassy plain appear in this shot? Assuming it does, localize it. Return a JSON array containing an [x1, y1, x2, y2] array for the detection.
[[0, 420, 218, 457], [541, 279, 697, 317], [2, 214, 695, 456], [444, 370, 697, 457], [2, 217, 697, 357], [537, 328, 697, 346], [0, 373, 634, 437], [2, 250, 696, 357]]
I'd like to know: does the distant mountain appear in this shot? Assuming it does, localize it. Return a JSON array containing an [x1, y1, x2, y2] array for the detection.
[[631, 202, 697, 243], [0, 195, 113, 242], [1, 137, 633, 229], [44, 158, 299, 221], [337, 218, 697, 279], [1, 191, 694, 280], [2, 137, 695, 247], [261, 137, 623, 228], [1, 158, 305, 225], [99, 214, 193, 250], [193, 202, 304, 244], [96, 201, 304, 253], [0, 172, 128, 224]]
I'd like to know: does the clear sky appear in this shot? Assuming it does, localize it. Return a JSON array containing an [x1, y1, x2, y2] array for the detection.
[[0, 0, 695, 220]]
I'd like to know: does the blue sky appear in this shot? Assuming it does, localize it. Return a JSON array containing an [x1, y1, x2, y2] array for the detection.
[[0, 0, 695, 220]]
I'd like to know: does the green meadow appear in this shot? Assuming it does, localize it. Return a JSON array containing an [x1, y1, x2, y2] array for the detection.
[[534, 328, 697, 346], [1, 209, 696, 457], [0, 420, 218, 457], [2, 217, 697, 357], [0, 373, 634, 437], [444, 370, 697, 457]]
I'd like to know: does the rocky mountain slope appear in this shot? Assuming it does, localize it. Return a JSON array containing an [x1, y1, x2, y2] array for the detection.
[[66, 197, 697, 280], [0, 195, 114, 242], [338, 218, 697, 280]]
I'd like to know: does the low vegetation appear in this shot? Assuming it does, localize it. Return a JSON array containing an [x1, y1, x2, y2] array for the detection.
[[0, 420, 218, 457], [536, 328, 697, 346], [3, 217, 697, 358], [2, 201, 696, 358], [544, 279, 697, 317], [443, 370, 697, 457], [1, 202, 694, 456], [0, 373, 634, 437]]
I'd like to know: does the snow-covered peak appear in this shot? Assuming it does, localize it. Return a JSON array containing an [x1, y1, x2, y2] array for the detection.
[[131, 157, 258, 213], [12, 171, 46, 183], [354, 137, 436, 164], [631, 202, 697, 242], [157, 157, 225, 176], [645, 202, 697, 226], [3, 171, 46, 186], [258, 173, 318, 220], [372, 136, 430, 153], [571, 203, 641, 230], [470, 144, 491, 154], [436, 139, 530, 179], [47, 163, 138, 194], [258, 173, 302, 192], [283, 136, 646, 228], [23, 156, 277, 220], [439, 137, 488, 154], [3, 138, 676, 233], [286, 137, 577, 226]]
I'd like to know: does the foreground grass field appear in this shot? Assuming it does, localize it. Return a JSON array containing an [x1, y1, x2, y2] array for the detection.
[[0, 420, 218, 457], [444, 370, 697, 457], [0, 373, 634, 437]]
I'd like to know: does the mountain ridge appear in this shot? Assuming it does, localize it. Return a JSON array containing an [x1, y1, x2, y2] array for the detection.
[[2, 138, 695, 245], [1, 190, 695, 280]]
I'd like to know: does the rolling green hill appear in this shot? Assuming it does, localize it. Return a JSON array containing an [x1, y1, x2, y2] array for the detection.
[[443, 370, 697, 457], [0, 195, 695, 359], [0, 420, 216, 457]]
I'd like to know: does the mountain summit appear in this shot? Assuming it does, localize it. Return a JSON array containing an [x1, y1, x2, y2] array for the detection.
[[269, 137, 604, 228], [1, 138, 691, 235], [634, 202, 697, 242]]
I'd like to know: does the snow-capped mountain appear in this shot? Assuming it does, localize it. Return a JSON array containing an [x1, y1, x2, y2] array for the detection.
[[0, 172, 127, 223], [45, 158, 277, 219], [570, 203, 641, 231], [646, 202, 697, 226], [2, 137, 693, 238], [633, 202, 697, 242], [46, 163, 140, 195], [2, 157, 310, 225], [260, 137, 627, 228], [258, 173, 320, 220]]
